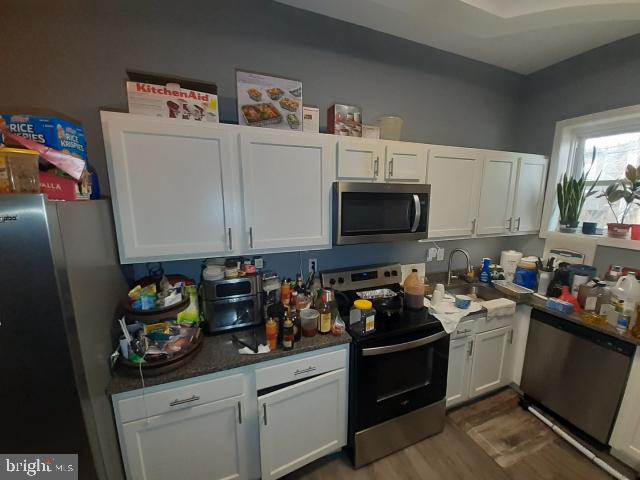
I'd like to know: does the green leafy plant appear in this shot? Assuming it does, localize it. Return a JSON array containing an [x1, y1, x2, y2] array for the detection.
[[556, 169, 600, 228], [599, 164, 640, 224]]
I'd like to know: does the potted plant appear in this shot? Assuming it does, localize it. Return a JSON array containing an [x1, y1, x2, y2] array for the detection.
[[599, 165, 640, 238], [556, 169, 599, 233]]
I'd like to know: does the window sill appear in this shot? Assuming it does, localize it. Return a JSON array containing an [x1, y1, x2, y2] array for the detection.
[[539, 230, 640, 251]]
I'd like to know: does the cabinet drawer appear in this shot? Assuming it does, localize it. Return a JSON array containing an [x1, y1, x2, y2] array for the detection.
[[450, 317, 478, 340], [475, 314, 514, 334], [117, 373, 244, 423], [256, 349, 347, 390]]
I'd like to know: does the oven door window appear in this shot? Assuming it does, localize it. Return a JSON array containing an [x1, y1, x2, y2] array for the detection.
[[355, 330, 448, 430], [207, 297, 259, 330], [341, 192, 415, 235]]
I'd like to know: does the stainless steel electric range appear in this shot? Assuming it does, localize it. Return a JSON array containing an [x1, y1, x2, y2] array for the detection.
[[322, 264, 449, 468]]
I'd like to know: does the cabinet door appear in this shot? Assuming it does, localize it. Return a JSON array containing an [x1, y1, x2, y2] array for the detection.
[[258, 369, 347, 480], [426, 146, 482, 238], [476, 152, 518, 235], [611, 348, 640, 469], [239, 130, 335, 251], [121, 395, 247, 480], [512, 155, 548, 233], [337, 138, 383, 181], [102, 113, 238, 263], [446, 337, 473, 408], [468, 327, 511, 399], [384, 142, 427, 183]]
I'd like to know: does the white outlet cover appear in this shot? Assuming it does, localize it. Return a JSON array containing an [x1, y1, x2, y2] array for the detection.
[[401, 263, 426, 284], [436, 248, 445, 261], [427, 247, 437, 262]]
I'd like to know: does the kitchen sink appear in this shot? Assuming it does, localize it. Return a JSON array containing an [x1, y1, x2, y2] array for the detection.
[[444, 283, 503, 302]]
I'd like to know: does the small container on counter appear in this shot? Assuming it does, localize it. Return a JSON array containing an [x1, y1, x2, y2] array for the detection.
[[282, 318, 294, 351], [265, 318, 278, 350], [301, 309, 319, 337], [350, 299, 375, 334]]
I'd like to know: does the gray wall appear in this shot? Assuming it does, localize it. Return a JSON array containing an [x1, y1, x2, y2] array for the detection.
[[515, 34, 640, 274], [4, 0, 521, 196]]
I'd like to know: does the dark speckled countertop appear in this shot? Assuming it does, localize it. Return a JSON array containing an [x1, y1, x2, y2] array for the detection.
[[108, 330, 351, 396]]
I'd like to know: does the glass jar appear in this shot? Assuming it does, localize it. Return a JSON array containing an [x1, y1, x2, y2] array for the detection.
[[350, 299, 376, 334]]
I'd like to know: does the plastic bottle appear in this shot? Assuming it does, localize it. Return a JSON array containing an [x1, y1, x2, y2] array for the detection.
[[404, 269, 425, 310], [613, 273, 640, 325], [479, 258, 491, 283]]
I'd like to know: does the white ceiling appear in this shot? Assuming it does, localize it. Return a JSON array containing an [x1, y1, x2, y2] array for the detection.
[[275, 0, 640, 74]]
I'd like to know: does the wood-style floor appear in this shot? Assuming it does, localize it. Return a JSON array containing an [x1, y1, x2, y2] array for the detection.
[[287, 389, 637, 479]]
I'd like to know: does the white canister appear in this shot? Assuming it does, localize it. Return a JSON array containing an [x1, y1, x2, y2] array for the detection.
[[500, 250, 523, 281]]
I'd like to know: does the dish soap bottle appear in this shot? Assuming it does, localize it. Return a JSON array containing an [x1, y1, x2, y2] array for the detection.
[[479, 258, 491, 283]]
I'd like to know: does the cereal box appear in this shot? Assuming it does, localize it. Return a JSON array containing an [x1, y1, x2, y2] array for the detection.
[[126, 71, 218, 122], [0, 113, 87, 160]]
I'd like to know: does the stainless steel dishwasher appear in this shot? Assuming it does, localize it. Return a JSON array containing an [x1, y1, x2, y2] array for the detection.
[[520, 308, 635, 444]]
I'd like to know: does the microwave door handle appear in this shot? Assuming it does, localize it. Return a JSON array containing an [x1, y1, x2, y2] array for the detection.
[[411, 194, 421, 232], [362, 331, 447, 356]]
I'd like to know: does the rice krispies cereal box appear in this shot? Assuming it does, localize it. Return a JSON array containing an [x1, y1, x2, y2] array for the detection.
[[0, 113, 87, 160]]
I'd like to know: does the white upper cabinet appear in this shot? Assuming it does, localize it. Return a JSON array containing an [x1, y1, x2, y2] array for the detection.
[[511, 155, 548, 233], [101, 112, 239, 263], [239, 129, 336, 252], [426, 146, 483, 238], [477, 152, 518, 235], [384, 142, 427, 183], [336, 138, 383, 181]]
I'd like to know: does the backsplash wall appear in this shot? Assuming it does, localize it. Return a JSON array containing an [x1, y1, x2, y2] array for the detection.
[[130, 235, 539, 283]]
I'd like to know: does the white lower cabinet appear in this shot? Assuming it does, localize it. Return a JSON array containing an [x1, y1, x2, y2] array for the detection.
[[610, 347, 640, 469], [121, 395, 247, 480], [446, 316, 514, 408], [258, 369, 347, 480], [112, 345, 349, 480], [446, 336, 473, 407], [468, 326, 512, 399]]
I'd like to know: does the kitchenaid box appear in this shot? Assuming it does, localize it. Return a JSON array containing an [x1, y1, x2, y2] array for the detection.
[[126, 71, 219, 122]]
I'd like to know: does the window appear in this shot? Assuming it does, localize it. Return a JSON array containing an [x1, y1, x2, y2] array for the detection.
[[576, 132, 640, 225]]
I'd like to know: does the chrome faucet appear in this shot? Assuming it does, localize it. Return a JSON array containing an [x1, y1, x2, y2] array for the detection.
[[447, 248, 472, 285]]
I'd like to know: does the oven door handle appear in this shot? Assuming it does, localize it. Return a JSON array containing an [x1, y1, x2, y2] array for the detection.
[[362, 331, 447, 356], [410, 194, 421, 233]]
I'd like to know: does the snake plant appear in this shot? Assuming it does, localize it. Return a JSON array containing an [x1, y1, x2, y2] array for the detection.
[[557, 170, 600, 228]]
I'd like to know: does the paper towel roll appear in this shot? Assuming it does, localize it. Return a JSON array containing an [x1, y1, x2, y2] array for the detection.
[[500, 250, 523, 281]]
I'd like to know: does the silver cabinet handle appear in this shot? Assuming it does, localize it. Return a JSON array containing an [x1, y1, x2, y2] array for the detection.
[[237, 401, 242, 424], [456, 329, 472, 335], [249, 227, 254, 248], [508, 329, 514, 344], [410, 194, 421, 233], [362, 331, 447, 356], [263, 404, 268, 426], [467, 340, 474, 357], [294, 366, 317, 376], [227, 227, 233, 251], [471, 218, 477, 234], [169, 394, 200, 407], [516, 217, 521, 231], [507, 217, 513, 230], [389, 158, 394, 177], [374, 156, 379, 177]]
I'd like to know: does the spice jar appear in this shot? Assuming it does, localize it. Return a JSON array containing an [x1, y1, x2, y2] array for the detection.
[[350, 299, 376, 334]]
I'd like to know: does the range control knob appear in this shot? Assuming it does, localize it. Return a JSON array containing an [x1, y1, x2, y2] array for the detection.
[[384, 271, 391, 277], [337, 277, 344, 284], [329, 278, 336, 285], [391, 270, 398, 276]]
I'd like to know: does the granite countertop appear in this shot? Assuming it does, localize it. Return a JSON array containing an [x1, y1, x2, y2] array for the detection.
[[527, 295, 640, 346], [108, 330, 351, 395]]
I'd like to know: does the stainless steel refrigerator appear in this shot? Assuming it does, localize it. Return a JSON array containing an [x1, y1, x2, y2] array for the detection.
[[0, 194, 128, 480]]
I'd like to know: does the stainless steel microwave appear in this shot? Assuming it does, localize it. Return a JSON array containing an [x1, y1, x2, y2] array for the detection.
[[333, 182, 430, 245]]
